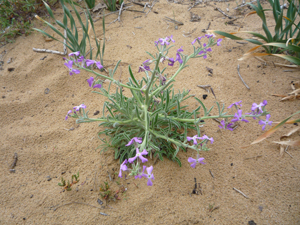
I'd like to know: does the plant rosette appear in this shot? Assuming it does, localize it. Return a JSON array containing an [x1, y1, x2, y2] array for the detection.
[[64, 35, 272, 186]]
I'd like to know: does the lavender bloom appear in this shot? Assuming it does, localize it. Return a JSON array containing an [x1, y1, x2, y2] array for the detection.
[[125, 137, 142, 146], [87, 77, 102, 89], [228, 100, 242, 109], [168, 58, 175, 66], [128, 148, 148, 163], [199, 135, 214, 144], [191, 36, 204, 45], [77, 56, 84, 62], [251, 100, 268, 114], [218, 120, 234, 131], [158, 37, 170, 45], [138, 59, 151, 72], [259, 114, 272, 130], [187, 135, 201, 145], [96, 61, 103, 70], [69, 51, 80, 57], [143, 166, 155, 186], [176, 53, 183, 64], [135, 165, 146, 179], [188, 155, 205, 168], [217, 38, 222, 46], [64, 60, 80, 75], [177, 46, 183, 52], [65, 110, 73, 120], [198, 44, 212, 59], [168, 35, 175, 43], [205, 33, 215, 38], [159, 74, 166, 85], [118, 159, 128, 178], [86, 59, 96, 67], [231, 109, 249, 123], [73, 104, 86, 111]]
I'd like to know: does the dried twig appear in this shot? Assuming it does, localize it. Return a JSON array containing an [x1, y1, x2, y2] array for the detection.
[[188, 1, 202, 11], [234, 0, 257, 10], [237, 64, 250, 89], [9, 153, 18, 172], [118, 2, 125, 22], [202, 22, 211, 33], [164, 17, 184, 26], [207, 3, 233, 19], [33, 27, 67, 55], [209, 169, 214, 178], [233, 187, 249, 199]]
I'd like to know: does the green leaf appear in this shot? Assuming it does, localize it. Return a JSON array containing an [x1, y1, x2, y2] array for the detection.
[[194, 97, 207, 116], [129, 65, 139, 86]]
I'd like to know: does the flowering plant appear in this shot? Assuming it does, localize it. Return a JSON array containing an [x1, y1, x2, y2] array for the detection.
[[64, 35, 271, 186]]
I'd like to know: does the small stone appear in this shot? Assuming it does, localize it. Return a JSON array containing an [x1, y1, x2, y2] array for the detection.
[[248, 220, 256, 225], [44, 88, 50, 94], [30, 195, 33, 198], [2, 96, 5, 98], [23, 218, 26, 220], [97, 199, 103, 205], [203, 94, 208, 100], [258, 206, 263, 212], [230, 163, 233, 166], [47, 178, 52, 181], [61, 171, 66, 175]]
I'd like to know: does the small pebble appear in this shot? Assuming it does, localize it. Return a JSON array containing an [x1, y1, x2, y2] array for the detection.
[[203, 94, 208, 100], [44, 88, 50, 94], [30, 195, 33, 198], [230, 163, 233, 166]]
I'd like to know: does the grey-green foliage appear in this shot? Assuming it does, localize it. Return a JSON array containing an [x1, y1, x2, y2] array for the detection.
[[72, 37, 232, 166], [33, 0, 105, 64]]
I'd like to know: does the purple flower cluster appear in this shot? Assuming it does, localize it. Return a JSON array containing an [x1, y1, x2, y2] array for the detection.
[[191, 34, 222, 59], [221, 100, 272, 131], [87, 77, 102, 89], [64, 51, 103, 75], [118, 137, 155, 186], [65, 104, 86, 120], [186, 135, 209, 168], [155, 35, 175, 46]]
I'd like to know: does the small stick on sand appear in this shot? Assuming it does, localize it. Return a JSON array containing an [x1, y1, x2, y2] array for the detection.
[[233, 187, 249, 199], [118, 2, 125, 22], [284, 146, 293, 158], [209, 169, 214, 178], [208, 3, 233, 19], [234, 0, 257, 10], [237, 64, 250, 89], [33, 27, 67, 55], [188, 0, 202, 11], [9, 153, 18, 172]]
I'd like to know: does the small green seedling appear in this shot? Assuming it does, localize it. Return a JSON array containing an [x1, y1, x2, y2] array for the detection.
[[58, 172, 80, 191]]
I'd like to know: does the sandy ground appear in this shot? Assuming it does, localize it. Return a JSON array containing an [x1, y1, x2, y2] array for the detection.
[[0, 0, 299, 224]]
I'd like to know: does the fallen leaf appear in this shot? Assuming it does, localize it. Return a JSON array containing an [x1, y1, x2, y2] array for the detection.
[[274, 140, 300, 146], [280, 127, 300, 140]]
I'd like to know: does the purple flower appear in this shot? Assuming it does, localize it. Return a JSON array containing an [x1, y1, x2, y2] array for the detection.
[[64, 60, 80, 75], [138, 59, 151, 72], [168, 35, 175, 43], [188, 155, 205, 168], [176, 53, 183, 64], [177, 46, 183, 52], [96, 61, 103, 70], [142, 166, 155, 186], [259, 114, 272, 130], [87, 77, 102, 89], [168, 58, 175, 66], [86, 59, 96, 67], [217, 38, 222, 46], [228, 100, 242, 109], [158, 74, 166, 85], [219, 120, 234, 131], [158, 37, 170, 45], [198, 46, 212, 59], [199, 135, 214, 144], [128, 148, 148, 163], [65, 110, 72, 120], [135, 165, 146, 179], [205, 34, 215, 38], [73, 104, 86, 111], [231, 109, 249, 123], [125, 137, 142, 146], [191, 36, 204, 45], [118, 159, 128, 178], [251, 100, 267, 114], [77, 55, 85, 62], [187, 135, 201, 145], [69, 51, 80, 57]]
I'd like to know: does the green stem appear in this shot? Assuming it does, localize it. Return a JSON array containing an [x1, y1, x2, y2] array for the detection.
[[79, 66, 141, 91], [76, 117, 139, 124]]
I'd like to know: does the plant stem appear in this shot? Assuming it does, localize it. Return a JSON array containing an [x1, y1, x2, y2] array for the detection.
[[79, 66, 141, 91]]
